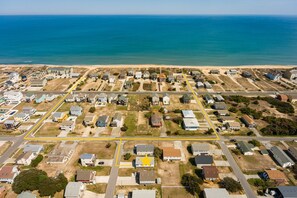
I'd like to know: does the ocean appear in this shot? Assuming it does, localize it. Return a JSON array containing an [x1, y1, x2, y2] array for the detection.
[[0, 15, 297, 66]]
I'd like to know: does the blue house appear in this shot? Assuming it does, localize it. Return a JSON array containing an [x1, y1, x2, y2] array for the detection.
[[266, 71, 281, 81], [96, 115, 109, 127], [35, 94, 46, 104]]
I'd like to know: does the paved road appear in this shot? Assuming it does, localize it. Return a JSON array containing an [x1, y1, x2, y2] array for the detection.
[[0, 134, 25, 165], [218, 140, 257, 198], [105, 141, 123, 198]]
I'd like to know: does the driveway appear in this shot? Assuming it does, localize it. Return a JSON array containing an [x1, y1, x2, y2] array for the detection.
[[95, 159, 113, 166], [214, 160, 230, 166], [111, 127, 121, 137], [95, 176, 110, 183], [94, 127, 105, 137], [82, 126, 91, 137], [83, 191, 105, 198], [117, 174, 138, 186], [174, 141, 186, 162]]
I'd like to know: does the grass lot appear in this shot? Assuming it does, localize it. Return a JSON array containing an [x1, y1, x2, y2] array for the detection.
[[78, 142, 116, 159], [81, 166, 111, 176], [162, 187, 194, 198], [218, 75, 242, 91], [87, 184, 107, 194], [123, 112, 138, 136], [118, 168, 136, 176], [35, 122, 60, 137]]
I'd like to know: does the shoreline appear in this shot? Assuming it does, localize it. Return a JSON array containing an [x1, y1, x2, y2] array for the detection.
[[0, 64, 296, 69]]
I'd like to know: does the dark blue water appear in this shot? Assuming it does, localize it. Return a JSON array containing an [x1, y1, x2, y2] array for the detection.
[[0, 15, 297, 65]]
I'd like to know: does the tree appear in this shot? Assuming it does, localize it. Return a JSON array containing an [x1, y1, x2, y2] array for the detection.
[[248, 139, 261, 147], [205, 128, 214, 135], [124, 153, 131, 160], [89, 107, 95, 113], [154, 147, 163, 159], [30, 155, 43, 167], [121, 124, 128, 132], [229, 107, 238, 113], [105, 143, 111, 148], [181, 174, 202, 195], [221, 177, 243, 193]]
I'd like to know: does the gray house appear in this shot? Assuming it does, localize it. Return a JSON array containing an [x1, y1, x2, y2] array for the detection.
[[270, 146, 295, 168], [70, 106, 83, 116], [135, 144, 154, 156], [213, 102, 227, 110], [151, 94, 159, 105], [97, 93, 108, 103], [64, 182, 85, 198]]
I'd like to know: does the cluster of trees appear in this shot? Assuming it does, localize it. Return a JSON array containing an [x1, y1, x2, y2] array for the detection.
[[261, 116, 297, 136], [261, 97, 294, 114], [30, 155, 43, 167], [220, 177, 243, 193], [225, 95, 250, 104], [240, 107, 262, 119], [12, 169, 68, 197], [181, 174, 203, 196], [248, 178, 276, 195], [248, 139, 261, 147]]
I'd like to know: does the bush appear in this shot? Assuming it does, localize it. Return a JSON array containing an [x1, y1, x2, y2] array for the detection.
[[229, 107, 238, 113], [12, 169, 68, 197], [261, 116, 297, 136], [154, 147, 163, 159], [124, 153, 131, 160], [173, 109, 182, 113], [225, 95, 250, 103], [261, 97, 294, 114], [247, 131, 254, 136], [181, 174, 202, 195], [240, 107, 262, 119], [173, 117, 183, 125], [105, 143, 111, 148], [89, 107, 96, 113], [121, 124, 128, 132], [30, 155, 43, 167], [249, 139, 261, 147], [221, 177, 243, 193]]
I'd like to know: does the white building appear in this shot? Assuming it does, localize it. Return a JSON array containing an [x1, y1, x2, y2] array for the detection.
[[16, 151, 37, 166], [9, 72, 20, 83], [60, 120, 75, 132], [135, 71, 142, 79], [3, 91, 23, 104], [182, 118, 199, 131], [64, 182, 85, 198], [80, 153, 96, 166], [162, 94, 170, 105]]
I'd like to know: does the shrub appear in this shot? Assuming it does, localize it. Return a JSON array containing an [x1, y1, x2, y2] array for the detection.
[[261, 116, 297, 136], [30, 155, 43, 167], [261, 97, 294, 114], [124, 153, 131, 160], [249, 139, 261, 147], [181, 174, 202, 195], [229, 107, 238, 113], [121, 124, 128, 132], [221, 177, 243, 193], [105, 143, 111, 148], [154, 147, 163, 159], [89, 107, 96, 113]]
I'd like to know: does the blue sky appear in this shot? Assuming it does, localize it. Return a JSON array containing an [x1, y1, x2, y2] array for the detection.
[[1, 0, 297, 15]]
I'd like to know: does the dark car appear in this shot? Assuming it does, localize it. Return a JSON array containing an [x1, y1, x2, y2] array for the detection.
[[98, 161, 104, 165]]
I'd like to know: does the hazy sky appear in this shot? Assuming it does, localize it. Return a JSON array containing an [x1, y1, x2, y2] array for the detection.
[[1, 0, 297, 15]]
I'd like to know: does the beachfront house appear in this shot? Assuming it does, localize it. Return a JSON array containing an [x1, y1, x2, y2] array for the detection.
[[284, 68, 297, 81], [143, 71, 150, 79], [135, 71, 142, 79], [266, 71, 281, 81], [3, 91, 23, 104]]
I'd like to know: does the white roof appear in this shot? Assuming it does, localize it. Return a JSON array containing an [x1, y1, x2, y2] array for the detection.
[[64, 182, 83, 197], [183, 118, 199, 127], [182, 110, 195, 118], [132, 190, 156, 198], [204, 188, 230, 198]]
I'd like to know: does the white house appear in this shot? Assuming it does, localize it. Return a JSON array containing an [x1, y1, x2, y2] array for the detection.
[[60, 120, 76, 132], [8, 72, 20, 83], [14, 113, 30, 122], [162, 94, 170, 105], [110, 113, 123, 127], [109, 76, 116, 84], [64, 182, 85, 198], [135, 157, 155, 168], [135, 145, 154, 156], [191, 143, 211, 156], [16, 151, 37, 166], [182, 118, 199, 131], [80, 153, 96, 166], [135, 71, 142, 79], [22, 107, 36, 115], [3, 91, 23, 104]]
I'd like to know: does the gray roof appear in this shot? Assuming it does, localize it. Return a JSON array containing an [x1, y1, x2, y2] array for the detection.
[[70, 105, 82, 111], [132, 190, 156, 198], [64, 182, 83, 197], [277, 186, 297, 198], [204, 188, 230, 198], [237, 141, 254, 153], [15, 112, 28, 118], [195, 154, 213, 165], [17, 191, 36, 198], [191, 143, 210, 152], [23, 144, 43, 153], [136, 144, 154, 153], [52, 112, 64, 118], [271, 146, 294, 166], [113, 113, 122, 121]]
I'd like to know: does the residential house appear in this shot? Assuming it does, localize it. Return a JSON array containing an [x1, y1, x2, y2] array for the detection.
[[266, 71, 281, 81], [60, 120, 75, 131], [203, 188, 230, 198], [64, 182, 85, 198], [209, 70, 220, 74], [162, 94, 170, 105], [135, 157, 154, 168], [277, 94, 288, 102], [135, 145, 154, 156], [194, 154, 213, 168], [35, 94, 46, 104], [23, 144, 43, 154], [3, 91, 23, 104], [96, 115, 109, 127], [202, 166, 219, 181], [87, 94, 98, 104], [46, 94, 56, 102], [242, 71, 252, 78], [213, 102, 227, 110], [132, 190, 156, 198], [119, 71, 126, 79], [97, 93, 108, 104], [226, 69, 237, 76], [16, 151, 37, 166], [138, 170, 155, 185], [14, 113, 30, 122], [70, 106, 83, 116], [260, 149, 269, 155], [150, 72, 158, 80], [80, 153, 96, 166], [17, 191, 36, 198], [47, 143, 74, 164], [162, 147, 182, 161], [108, 93, 118, 103], [226, 122, 241, 131], [263, 170, 287, 185], [204, 82, 212, 89], [65, 94, 76, 103], [143, 71, 150, 79], [25, 93, 35, 102], [30, 78, 47, 88], [151, 94, 159, 105], [22, 107, 36, 115], [72, 73, 81, 78], [284, 68, 297, 81], [289, 95, 297, 103], [3, 120, 20, 129], [158, 73, 166, 82], [216, 110, 229, 116], [102, 72, 110, 80], [0, 165, 19, 184], [181, 94, 191, 103], [182, 118, 199, 131], [88, 73, 100, 79], [288, 147, 297, 162], [237, 141, 255, 155], [108, 75, 115, 84], [76, 170, 96, 183], [191, 71, 200, 76], [150, 114, 162, 127], [196, 81, 204, 88], [127, 69, 134, 76], [276, 186, 297, 198], [270, 146, 295, 168], [83, 114, 96, 126], [8, 72, 19, 83], [204, 95, 214, 104], [117, 95, 128, 106], [110, 113, 123, 127], [75, 94, 87, 103], [219, 116, 236, 124], [52, 112, 67, 122], [213, 95, 224, 102], [241, 114, 256, 128], [47, 67, 73, 76], [124, 81, 133, 89], [191, 143, 211, 156], [167, 73, 175, 83], [135, 71, 142, 79]]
